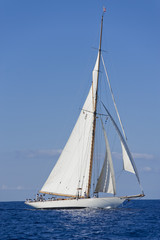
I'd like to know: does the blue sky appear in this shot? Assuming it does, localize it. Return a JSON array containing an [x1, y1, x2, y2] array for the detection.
[[0, 0, 160, 201]]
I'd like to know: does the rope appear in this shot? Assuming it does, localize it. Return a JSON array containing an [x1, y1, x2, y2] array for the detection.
[[101, 54, 127, 141]]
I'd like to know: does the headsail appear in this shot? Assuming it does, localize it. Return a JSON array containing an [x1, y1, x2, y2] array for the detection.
[[121, 141, 135, 173], [95, 119, 116, 195], [40, 53, 100, 198], [102, 102, 141, 185]]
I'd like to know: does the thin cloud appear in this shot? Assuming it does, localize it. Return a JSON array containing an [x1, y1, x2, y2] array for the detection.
[[112, 152, 154, 160], [142, 166, 152, 172], [141, 166, 160, 173], [1, 184, 8, 190], [112, 152, 122, 160], [26, 149, 62, 158], [14, 149, 62, 159], [132, 153, 154, 160], [0, 185, 25, 190]]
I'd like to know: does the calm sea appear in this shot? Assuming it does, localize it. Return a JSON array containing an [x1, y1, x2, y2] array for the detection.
[[0, 200, 160, 240]]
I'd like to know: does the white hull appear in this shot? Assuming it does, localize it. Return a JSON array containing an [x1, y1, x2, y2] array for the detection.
[[25, 197, 126, 209]]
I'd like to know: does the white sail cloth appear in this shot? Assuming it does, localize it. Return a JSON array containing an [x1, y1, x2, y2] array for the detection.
[[102, 103, 141, 184], [121, 141, 135, 173], [95, 120, 116, 195], [40, 53, 100, 197]]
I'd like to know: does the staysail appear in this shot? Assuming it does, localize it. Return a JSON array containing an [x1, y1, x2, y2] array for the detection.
[[95, 119, 116, 195], [40, 53, 100, 197]]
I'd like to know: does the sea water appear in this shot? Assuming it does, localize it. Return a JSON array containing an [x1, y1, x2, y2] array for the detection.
[[0, 200, 160, 239]]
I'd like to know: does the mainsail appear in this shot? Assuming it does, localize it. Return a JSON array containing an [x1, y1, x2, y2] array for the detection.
[[40, 53, 100, 197]]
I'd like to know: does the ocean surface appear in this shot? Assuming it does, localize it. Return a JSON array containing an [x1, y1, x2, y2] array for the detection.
[[0, 200, 160, 240]]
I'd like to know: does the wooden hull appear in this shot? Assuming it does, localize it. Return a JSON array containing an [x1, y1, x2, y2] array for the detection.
[[25, 197, 125, 209]]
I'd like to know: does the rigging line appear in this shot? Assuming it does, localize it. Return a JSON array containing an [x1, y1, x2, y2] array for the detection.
[[116, 169, 123, 183], [101, 54, 127, 141], [91, 47, 108, 53], [80, 108, 108, 117]]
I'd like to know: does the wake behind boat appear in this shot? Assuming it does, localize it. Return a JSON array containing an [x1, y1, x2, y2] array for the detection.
[[25, 10, 144, 209]]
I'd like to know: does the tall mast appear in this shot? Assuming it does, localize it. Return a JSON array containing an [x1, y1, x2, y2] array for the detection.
[[87, 14, 104, 197]]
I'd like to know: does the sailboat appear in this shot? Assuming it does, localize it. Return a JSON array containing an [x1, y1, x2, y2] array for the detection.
[[25, 11, 144, 209]]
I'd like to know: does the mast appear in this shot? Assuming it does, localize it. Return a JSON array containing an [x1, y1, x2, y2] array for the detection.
[[87, 14, 104, 197]]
